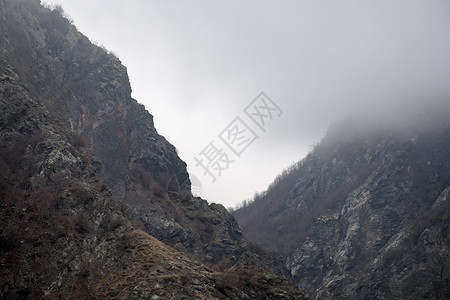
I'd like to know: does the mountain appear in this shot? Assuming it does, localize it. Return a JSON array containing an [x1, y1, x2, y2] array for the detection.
[[233, 108, 450, 299], [0, 0, 304, 298]]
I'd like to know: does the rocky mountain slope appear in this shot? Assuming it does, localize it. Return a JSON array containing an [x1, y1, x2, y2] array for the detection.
[[233, 108, 450, 299], [0, 0, 304, 298]]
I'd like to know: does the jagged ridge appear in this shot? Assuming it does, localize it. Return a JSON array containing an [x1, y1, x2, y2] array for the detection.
[[233, 111, 450, 299], [0, 0, 304, 298]]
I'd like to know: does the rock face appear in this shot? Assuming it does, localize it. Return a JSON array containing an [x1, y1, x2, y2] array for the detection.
[[0, 0, 188, 196], [0, 0, 304, 298], [1, 0, 228, 267], [233, 112, 450, 299], [0, 0, 253, 269]]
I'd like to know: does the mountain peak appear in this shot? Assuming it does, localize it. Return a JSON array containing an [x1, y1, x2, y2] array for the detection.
[[0, 0, 304, 298], [233, 110, 450, 299]]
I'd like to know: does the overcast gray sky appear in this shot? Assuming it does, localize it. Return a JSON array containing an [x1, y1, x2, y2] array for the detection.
[[44, 0, 450, 209]]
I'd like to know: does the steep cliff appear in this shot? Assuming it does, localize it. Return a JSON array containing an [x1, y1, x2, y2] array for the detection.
[[0, 64, 303, 299], [0, 0, 304, 298], [2, 0, 244, 269], [233, 108, 450, 299]]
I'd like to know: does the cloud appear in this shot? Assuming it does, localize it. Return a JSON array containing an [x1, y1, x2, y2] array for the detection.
[[45, 0, 450, 208]]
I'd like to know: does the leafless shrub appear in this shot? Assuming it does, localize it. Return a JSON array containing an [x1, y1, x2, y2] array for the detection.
[[71, 132, 85, 147], [130, 165, 152, 190], [152, 182, 165, 198]]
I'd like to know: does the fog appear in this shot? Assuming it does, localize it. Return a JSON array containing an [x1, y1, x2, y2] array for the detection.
[[44, 0, 450, 208]]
